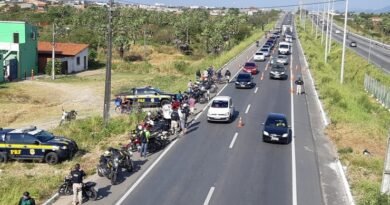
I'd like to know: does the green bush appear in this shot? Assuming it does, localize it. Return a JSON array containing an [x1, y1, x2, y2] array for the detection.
[[44, 60, 62, 75]]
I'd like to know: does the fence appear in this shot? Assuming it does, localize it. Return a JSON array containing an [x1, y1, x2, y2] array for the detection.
[[364, 74, 390, 110]]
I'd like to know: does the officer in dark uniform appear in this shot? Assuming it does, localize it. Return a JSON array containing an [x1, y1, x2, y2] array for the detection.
[[70, 163, 86, 205]]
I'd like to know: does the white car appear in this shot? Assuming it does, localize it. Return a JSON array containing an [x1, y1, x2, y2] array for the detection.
[[335, 30, 341, 34], [207, 96, 234, 122], [253, 52, 265, 61]]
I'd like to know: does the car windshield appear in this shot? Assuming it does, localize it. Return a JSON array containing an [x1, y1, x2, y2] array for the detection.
[[211, 100, 229, 108], [245, 63, 256, 67], [278, 55, 287, 60], [237, 74, 251, 82], [280, 44, 289, 49], [266, 118, 287, 128], [35, 131, 55, 142], [272, 65, 285, 71]]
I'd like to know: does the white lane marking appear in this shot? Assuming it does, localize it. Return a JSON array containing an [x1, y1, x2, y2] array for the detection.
[[203, 186, 216, 205], [115, 139, 178, 205], [254, 87, 259, 93], [194, 112, 202, 121], [245, 104, 251, 114], [229, 132, 239, 149], [290, 39, 297, 205]]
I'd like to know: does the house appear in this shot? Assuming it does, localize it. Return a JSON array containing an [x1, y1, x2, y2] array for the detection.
[[38, 42, 88, 74], [0, 21, 38, 82]]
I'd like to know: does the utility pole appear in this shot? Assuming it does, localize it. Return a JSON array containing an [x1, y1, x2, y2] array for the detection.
[[328, 0, 335, 54], [315, 0, 320, 39], [299, 0, 302, 22], [321, 2, 326, 45], [311, 4, 314, 34], [324, 1, 330, 63], [340, 0, 349, 84], [103, 0, 113, 125], [51, 23, 56, 80]]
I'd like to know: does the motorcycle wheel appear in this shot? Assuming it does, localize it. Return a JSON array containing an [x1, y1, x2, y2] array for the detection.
[[110, 172, 117, 185], [97, 167, 104, 177], [58, 184, 72, 196], [126, 157, 134, 172], [87, 189, 98, 201]]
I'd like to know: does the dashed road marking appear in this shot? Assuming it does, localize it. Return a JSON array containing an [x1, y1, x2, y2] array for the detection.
[[245, 104, 251, 114], [229, 132, 239, 149], [203, 186, 216, 205], [254, 87, 259, 93]]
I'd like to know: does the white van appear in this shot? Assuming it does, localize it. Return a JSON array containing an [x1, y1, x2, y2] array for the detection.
[[278, 42, 291, 55], [207, 96, 234, 122]]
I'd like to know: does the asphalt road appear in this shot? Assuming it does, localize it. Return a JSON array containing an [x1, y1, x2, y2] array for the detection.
[[312, 15, 390, 72], [52, 13, 350, 205], [114, 13, 323, 205]]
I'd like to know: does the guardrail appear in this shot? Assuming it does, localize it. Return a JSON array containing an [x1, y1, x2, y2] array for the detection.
[[364, 74, 390, 110]]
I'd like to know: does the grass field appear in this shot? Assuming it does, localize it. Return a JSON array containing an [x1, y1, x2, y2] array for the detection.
[[297, 19, 390, 204], [0, 22, 275, 204]]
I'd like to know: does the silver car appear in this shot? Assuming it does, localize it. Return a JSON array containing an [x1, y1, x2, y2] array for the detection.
[[276, 55, 289, 65], [260, 47, 270, 57]]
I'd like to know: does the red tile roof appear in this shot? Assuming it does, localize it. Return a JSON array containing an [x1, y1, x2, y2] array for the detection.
[[38, 41, 88, 56]]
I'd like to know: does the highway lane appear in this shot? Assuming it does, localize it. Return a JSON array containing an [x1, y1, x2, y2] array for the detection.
[[311, 15, 390, 71], [116, 13, 324, 205]]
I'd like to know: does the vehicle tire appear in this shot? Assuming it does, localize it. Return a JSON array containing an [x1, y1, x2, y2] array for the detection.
[[58, 184, 67, 195], [125, 157, 133, 172], [97, 167, 104, 177], [45, 152, 59, 164], [88, 189, 98, 201], [0, 152, 8, 163], [160, 99, 170, 107], [110, 172, 117, 185]]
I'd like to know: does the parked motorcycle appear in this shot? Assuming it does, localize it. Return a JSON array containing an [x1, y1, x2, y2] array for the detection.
[[58, 176, 98, 201], [59, 108, 77, 126]]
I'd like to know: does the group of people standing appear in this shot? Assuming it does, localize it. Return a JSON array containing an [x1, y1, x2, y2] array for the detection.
[[195, 66, 231, 83]]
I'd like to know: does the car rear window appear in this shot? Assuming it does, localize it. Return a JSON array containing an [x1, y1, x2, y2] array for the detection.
[[279, 44, 289, 49], [237, 74, 251, 81], [255, 52, 263, 55], [260, 48, 268, 52], [211, 100, 229, 108], [245, 62, 256, 67], [266, 118, 287, 127]]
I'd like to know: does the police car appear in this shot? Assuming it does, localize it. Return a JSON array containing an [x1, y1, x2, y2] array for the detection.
[[115, 86, 175, 108], [0, 126, 78, 164]]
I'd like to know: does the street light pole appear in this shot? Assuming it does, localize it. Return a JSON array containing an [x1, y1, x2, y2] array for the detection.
[[51, 23, 56, 80], [321, 2, 326, 45], [315, 0, 320, 39], [324, 1, 330, 63], [328, 0, 335, 54], [340, 0, 349, 84], [103, 0, 113, 125]]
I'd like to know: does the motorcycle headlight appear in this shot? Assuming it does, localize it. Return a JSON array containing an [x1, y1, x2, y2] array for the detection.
[[263, 131, 269, 136], [61, 145, 67, 150], [282, 133, 289, 138]]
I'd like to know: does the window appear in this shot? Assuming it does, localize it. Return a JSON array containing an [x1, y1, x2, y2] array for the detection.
[[211, 100, 228, 108], [31, 32, 36, 40], [7, 134, 26, 144], [13, 33, 19, 43], [76, 57, 80, 65]]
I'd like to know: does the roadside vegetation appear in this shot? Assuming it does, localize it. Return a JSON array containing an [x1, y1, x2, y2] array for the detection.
[[297, 19, 390, 204], [0, 6, 279, 203], [334, 12, 390, 44]]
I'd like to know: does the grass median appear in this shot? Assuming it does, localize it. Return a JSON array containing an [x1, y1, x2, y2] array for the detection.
[[0, 22, 276, 204], [297, 19, 390, 204]]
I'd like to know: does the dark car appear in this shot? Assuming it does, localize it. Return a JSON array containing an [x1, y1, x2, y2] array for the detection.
[[262, 113, 291, 144], [243, 62, 258, 74], [349, 41, 357, 47], [270, 63, 288, 80], [115, 86, 175, 108], [265, 41, 274, 49], [0, 126, 78, 164], [235, 73, 255, 89]]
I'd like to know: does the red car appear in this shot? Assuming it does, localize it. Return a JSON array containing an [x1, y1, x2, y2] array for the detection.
[[243, 62, 258, 74]]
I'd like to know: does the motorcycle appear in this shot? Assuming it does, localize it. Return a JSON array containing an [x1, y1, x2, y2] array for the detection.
[[58, 176, 98, 201], [59, 108, 77, 126], [97, 148, 134, 185]]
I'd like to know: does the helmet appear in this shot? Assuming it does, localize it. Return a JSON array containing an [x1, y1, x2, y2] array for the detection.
[[147, 112, 151, 116], [103, 150, 111, 157], [138, 125, 143, 130]]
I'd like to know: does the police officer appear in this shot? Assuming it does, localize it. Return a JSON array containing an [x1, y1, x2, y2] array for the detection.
[[70, 163, 86, 205]]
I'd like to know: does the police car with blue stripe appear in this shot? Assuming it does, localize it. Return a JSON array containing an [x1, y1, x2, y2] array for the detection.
[[116, 86, 175, 108], [0, 126, 78, 164]]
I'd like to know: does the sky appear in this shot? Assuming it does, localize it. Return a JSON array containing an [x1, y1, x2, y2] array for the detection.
[[124, 0, 390, 11]]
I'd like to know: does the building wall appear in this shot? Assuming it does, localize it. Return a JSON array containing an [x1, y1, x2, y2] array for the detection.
[[61, 48, 88, 73], [0, 21, 38, 80], [0, 55, 3, 82]]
